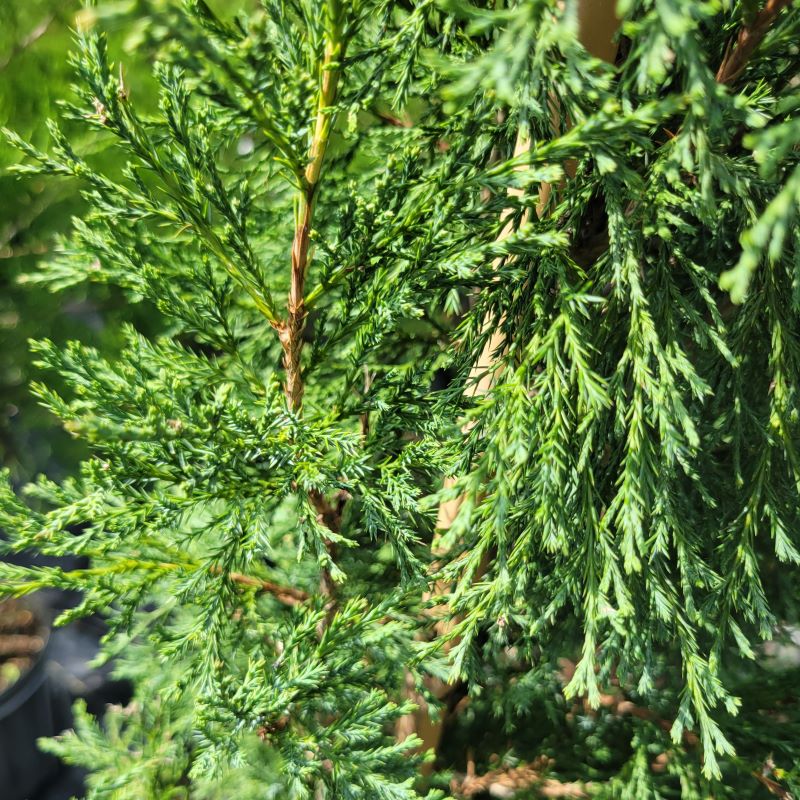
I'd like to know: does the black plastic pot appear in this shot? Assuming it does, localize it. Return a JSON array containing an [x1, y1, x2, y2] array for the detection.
[[0, 608, 72, 800]]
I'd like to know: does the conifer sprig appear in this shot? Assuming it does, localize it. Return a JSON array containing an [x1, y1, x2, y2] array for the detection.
[[1, 0, 799, 796]]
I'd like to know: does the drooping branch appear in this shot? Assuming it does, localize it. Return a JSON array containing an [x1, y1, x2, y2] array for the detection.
[[397, 0, 622, 773]]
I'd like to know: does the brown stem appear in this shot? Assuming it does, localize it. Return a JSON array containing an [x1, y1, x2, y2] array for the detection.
[[310, 488, 348, 629], [751, 768, 793, 799], [265, 26, 348, 627], [716, 0, 794, 84], [211, 566, 308, 606], [283, 193, 314, 410], [282, 31, 345, 411], [229, 572, 309, 605], [278, 20, 348, 636], [360, 365, 373, 438]]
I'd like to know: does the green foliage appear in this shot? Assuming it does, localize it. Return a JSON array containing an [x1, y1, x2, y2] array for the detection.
[[2, 0, 800, 797]]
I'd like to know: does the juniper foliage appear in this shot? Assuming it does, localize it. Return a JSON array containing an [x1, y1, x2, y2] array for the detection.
[[2, 0, 800, 797]]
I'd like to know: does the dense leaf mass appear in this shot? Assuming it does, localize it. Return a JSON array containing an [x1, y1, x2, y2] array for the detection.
[[2, 0, 800, 797]]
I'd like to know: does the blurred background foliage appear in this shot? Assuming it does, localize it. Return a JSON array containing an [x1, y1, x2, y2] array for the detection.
[[0, 1, 165, 482]]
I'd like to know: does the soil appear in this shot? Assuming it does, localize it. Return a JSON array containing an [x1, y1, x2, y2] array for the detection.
[[0, 598, 45, 693]]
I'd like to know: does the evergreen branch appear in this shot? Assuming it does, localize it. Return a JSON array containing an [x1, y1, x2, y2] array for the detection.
[[107, 118, 281, 326], [176, 200, 281, 325], [0, 557, 306, 607], [182, 0, 306, 182], [303, 260, 353, 310]]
